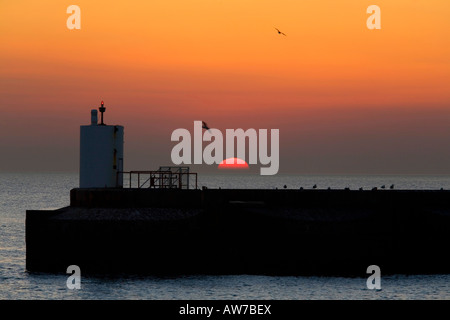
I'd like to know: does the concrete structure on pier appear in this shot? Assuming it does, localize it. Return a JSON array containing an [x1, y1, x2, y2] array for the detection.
[[80, 102, 124, 188]]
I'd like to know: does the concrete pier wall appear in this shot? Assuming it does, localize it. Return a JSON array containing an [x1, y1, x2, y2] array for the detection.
[[70, 188, 202, 208], [26, 189, 450, 276]]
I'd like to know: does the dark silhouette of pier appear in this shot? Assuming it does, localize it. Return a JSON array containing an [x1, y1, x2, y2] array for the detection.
[[26, 188, 450, 276]]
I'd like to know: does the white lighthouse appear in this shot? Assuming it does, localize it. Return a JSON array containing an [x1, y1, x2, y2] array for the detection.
[[80, 101, 124, 188]]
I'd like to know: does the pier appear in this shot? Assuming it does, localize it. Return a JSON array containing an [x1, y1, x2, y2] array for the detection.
[[26, 188, 450, 276]]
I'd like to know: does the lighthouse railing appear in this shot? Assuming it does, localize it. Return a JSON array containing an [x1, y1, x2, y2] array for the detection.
[[117, 170, 197, 189]]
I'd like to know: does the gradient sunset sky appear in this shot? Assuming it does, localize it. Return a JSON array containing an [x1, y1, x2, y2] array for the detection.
[[1, 0, 449, 174]]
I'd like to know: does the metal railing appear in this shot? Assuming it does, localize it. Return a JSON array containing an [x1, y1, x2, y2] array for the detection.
[[118, 168, 197, 189]]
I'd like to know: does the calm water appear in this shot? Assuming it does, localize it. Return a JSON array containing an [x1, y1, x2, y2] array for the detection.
[[1, 172, 450, 300]]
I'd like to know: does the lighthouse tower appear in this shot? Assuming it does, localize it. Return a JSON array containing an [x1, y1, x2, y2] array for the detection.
[[79, 101, 124, 188]]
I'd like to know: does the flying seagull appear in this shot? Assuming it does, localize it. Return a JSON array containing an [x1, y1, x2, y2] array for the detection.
[[275, 28, 286, 36], [202, 121, 211, 131]]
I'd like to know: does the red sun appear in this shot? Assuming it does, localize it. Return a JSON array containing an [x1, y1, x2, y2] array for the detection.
[[218, 158, 249, 170]]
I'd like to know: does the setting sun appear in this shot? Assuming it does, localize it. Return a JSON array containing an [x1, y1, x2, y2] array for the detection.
[[218, 158, 249, 170]]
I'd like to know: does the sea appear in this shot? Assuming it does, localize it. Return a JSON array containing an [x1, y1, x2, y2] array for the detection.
[[1, 172, 450, 300]]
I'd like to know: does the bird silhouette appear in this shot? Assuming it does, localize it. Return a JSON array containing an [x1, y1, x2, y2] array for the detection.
[[313, 184, 317, 189], [390, 184, 394, 189], [202, 121, 211, 132], [275, 28, 286, 36], [381, 185, 386, 189]]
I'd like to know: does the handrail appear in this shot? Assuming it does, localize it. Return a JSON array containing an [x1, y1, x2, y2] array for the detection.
[[117, 170, 198, 189]]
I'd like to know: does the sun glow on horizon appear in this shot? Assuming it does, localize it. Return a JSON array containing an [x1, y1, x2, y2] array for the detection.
[[218, 158, 250, 170]]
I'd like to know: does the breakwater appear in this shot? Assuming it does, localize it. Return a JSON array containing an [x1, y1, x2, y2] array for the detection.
[[26, 188, 450, 276]]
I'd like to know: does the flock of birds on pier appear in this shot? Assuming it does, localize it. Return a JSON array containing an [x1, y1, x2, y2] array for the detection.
[[279, 184, 396, 190], [275, 185, 445, 191]]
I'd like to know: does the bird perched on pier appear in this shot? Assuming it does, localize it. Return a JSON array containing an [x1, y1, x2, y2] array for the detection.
[[275, 28, 286, 36], [202, 121, 211, 132], [381, 185, 386, 189], [313, 184, 317, 189], [390, 184, 395, 189]]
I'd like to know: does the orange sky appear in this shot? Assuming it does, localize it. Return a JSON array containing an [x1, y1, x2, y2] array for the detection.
[[1, 1, 449, 173]]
